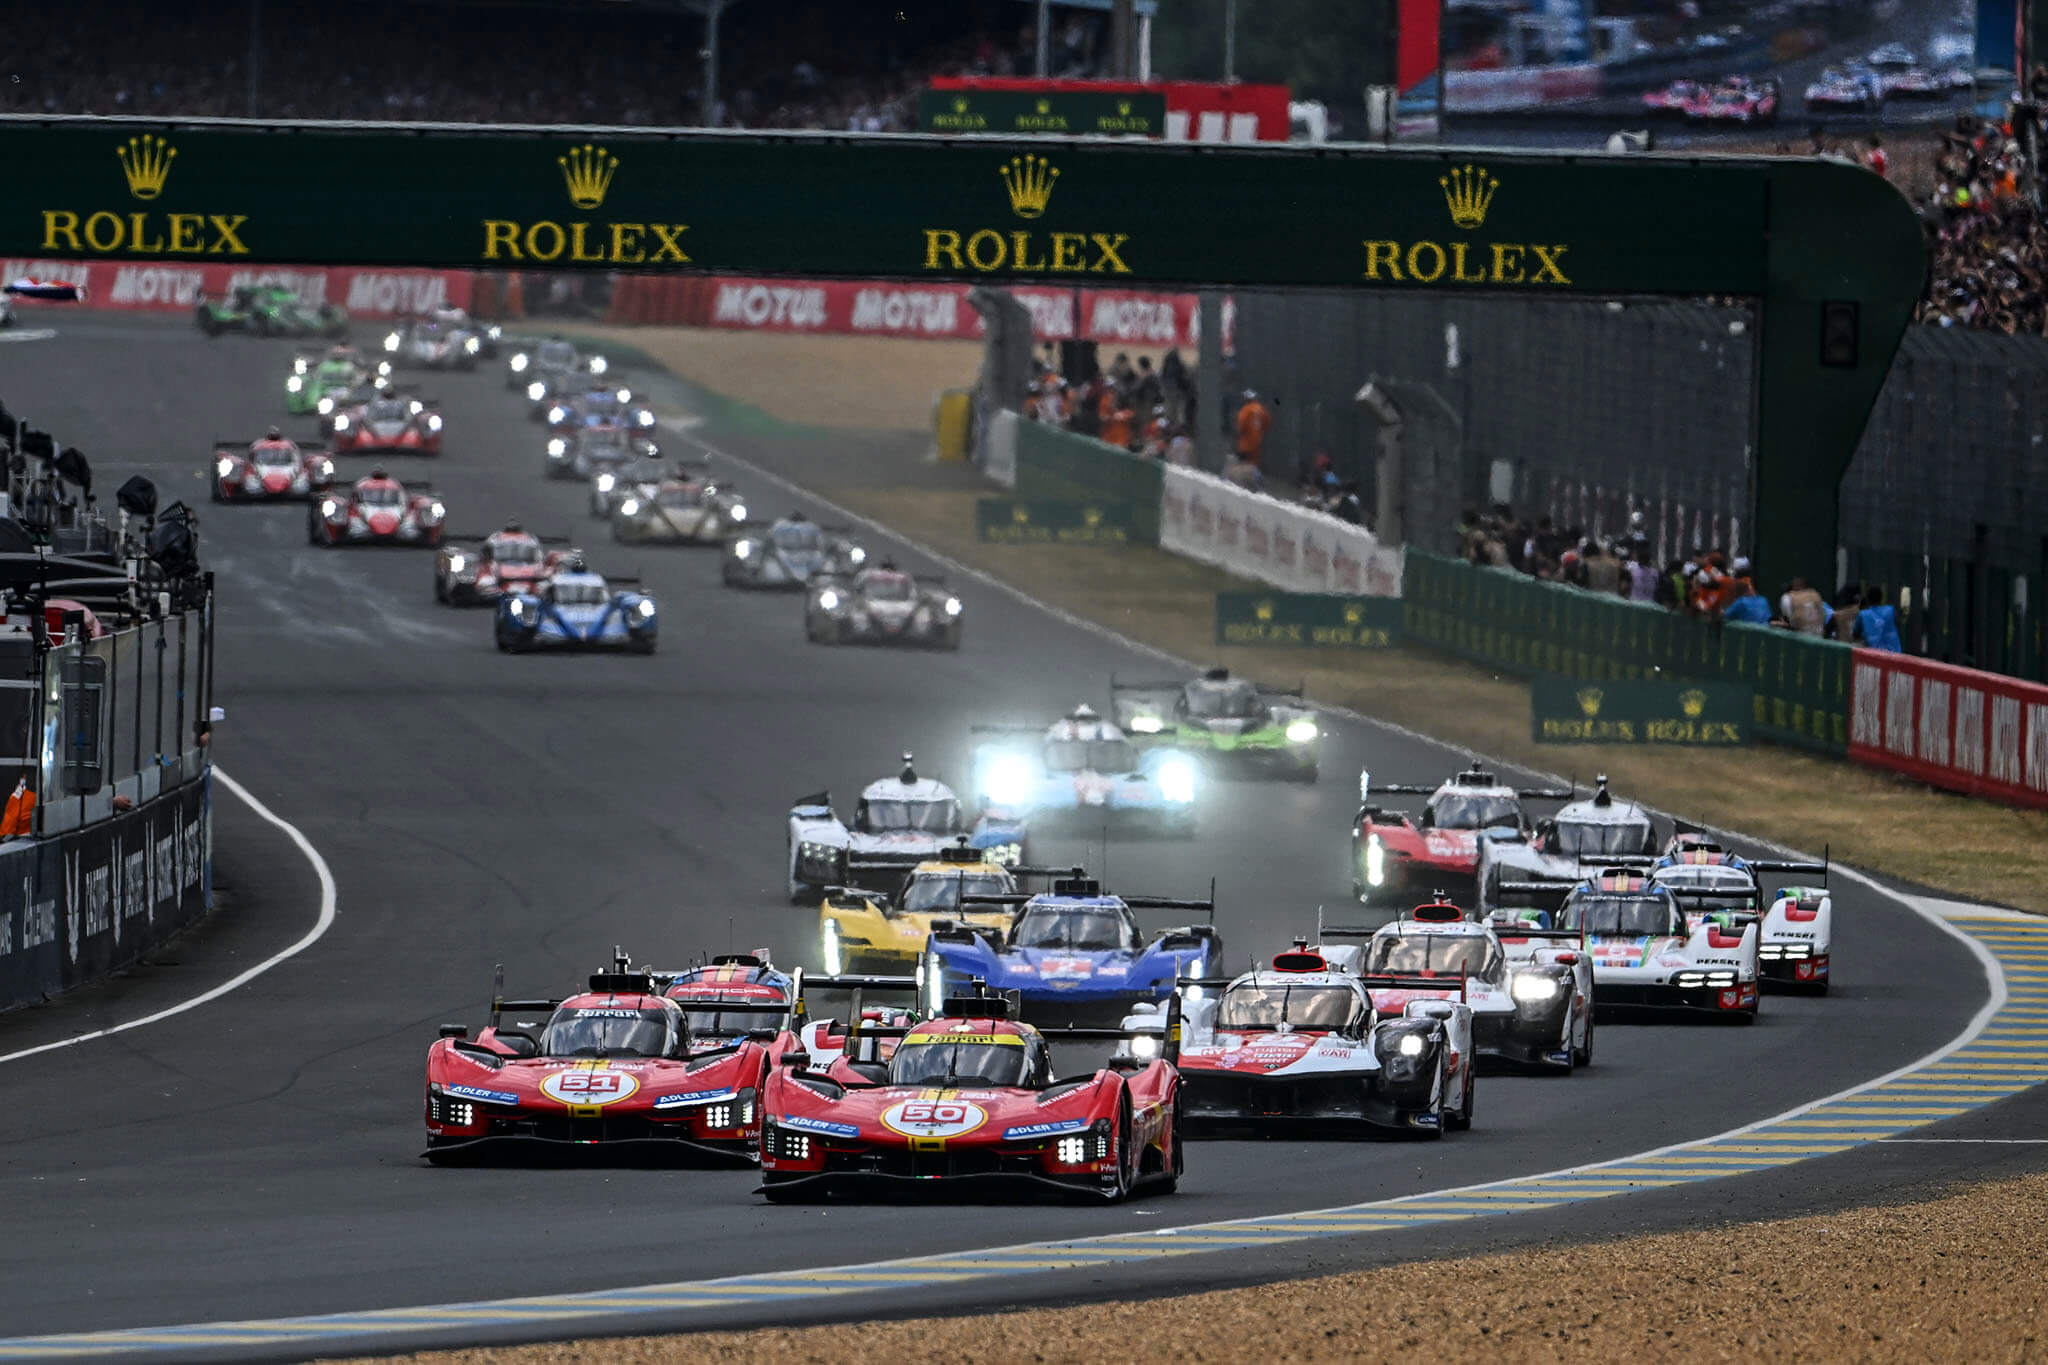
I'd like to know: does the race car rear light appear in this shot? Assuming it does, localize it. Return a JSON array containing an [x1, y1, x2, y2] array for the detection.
[[1759, 944, 1812, 960], [1673, 970, 1738, 988]]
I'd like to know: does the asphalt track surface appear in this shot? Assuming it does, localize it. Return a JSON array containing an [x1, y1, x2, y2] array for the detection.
[[0, 313, 1993, 1349]]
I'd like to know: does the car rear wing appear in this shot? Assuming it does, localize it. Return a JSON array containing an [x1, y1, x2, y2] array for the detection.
[[1366, 774, 1574, 801], [401, 480, 438, 492], [1489, 925, 1587, 946], [1359, 971, 1468, 1002], [1496, 879, 1581, 896], [1751, 847, 1829, 884], [1256, 680, 1307, 699], [211, 439, 254, 453]]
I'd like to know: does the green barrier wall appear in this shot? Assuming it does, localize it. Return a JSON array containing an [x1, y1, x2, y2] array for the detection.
[[1012, 420, 1161, 544], [1401, 550, 1850, 753]]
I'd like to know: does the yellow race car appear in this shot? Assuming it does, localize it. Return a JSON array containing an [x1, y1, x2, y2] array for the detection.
[[818, 845, 1062, 974]]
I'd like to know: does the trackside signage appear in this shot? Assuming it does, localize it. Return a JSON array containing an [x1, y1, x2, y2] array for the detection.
[[1215, 593, 1401, 649], [1848, 648, 2048, 809], [975, 499, 1135, 545], [1531, 675, 1751, 746], [918, 90, 1167, 137]]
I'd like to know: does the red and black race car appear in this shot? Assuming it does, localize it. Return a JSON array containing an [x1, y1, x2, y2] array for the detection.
[[211, 431, 335, 503], [329, 391, 443, 456], [758, 984, 1182, 1202], [1352, 765, 1572, 904], [1641, 78, 1704, 116], [1691, 75, 1780, 125], [308, 469, 446, 547], [432, 523, 574, 605], [423, 958, 779, 1164]]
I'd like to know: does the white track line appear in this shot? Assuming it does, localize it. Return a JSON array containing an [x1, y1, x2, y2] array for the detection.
[[0, 767, 337, 1066]]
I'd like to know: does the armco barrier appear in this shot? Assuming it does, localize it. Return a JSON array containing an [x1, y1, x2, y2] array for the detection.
[[1012, 420, 1160, 544], [1401, 551, 1851, 753], [1850, 650, 2048, 807], [0, 773, 211, 1013]]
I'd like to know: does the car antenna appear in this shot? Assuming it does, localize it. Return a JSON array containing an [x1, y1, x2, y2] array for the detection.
[[490, 963, 505, 1032]]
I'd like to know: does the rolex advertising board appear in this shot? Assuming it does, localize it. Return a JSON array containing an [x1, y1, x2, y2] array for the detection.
[[1532, 675, 1751, 745], [976, 499, 1136, 545], [919, 90, 1166, 137], [1216, 593, 1402, 649]]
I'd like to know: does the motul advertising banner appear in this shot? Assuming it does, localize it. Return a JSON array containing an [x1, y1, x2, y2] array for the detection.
[[1849, 650, 2048, 808], [2, 259, 473, 317], [608, 273, 1226, 347]]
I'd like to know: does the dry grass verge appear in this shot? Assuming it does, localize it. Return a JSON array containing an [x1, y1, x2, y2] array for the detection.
[[334, 1167, 2048, 1364]]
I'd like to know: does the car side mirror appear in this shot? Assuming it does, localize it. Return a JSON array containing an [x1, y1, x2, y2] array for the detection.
[[782, 1050, 812, 1070], [438, 1024, 468, 1039]]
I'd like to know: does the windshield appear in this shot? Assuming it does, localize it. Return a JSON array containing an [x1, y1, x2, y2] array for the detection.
[[357, 484, 404, 507], [1186, 681, 1261, 718], [490, 538, 541, 566], [902, 872, 1010, 914], [1565, 895, 1683, 937], [538, 1005, 674, 1058], [773, 523, 824, 550], [1011, 905, 1130, 951], [888, 1039, 1027, 1088], [656, 485, 705, 509], [550, 579, 610, 606], [366, 401, 406, 420], [672, 998, 784, 1041], [1043, 738, 1138, 773], [859, 798, 957, 832], [1429, 792, 1524, 830], [1365, 933, 1502, 980], [1216, 984, 1362, 1031], [253, 443, 296, 465], [1553, 819, 1651, 857], [538, 341, 576, 367], [863, 574, 914, 602]]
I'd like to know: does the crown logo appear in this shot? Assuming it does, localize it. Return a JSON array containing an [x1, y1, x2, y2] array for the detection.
[[1255, 600, 1274, 622], [1576, 687, 1603, 718], [558, 143, 619, 210], [1011, 504, 1031, 524], [1439, 163, 1498, 231], [953, 96, 969, 113], [1680, 688, 1707, 719], [1117, 99, 1132, 115], [116, 134, 176, 201], [999, 154, 1059, 219], [1083, 505, 1102, 527], [1344, 603, 1363, 625], [1035, 98, 1052, 115]]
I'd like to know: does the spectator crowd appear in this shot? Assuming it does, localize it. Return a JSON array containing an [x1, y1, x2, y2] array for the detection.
[[1454, 506, 1902, 648], [1915, 103, 2048, 334]]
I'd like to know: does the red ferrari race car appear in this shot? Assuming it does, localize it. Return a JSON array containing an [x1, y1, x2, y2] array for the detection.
[[432, 522, 574, 605], [1691, 76, 1779, 125], [423, 957, 781, 1164], [1641, 78, 1704, 116], [308, 469, 446, 547], [758, 984, 1182, 1202], [1352, 765, 1572, 904], [210, 429, 334, 503], [329, 391, 443, 456]]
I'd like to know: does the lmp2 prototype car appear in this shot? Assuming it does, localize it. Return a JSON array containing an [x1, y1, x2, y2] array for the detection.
[[722, 512, 865, 589], [1353, 765, 1573, 904], [330, 392, 443, 456], [197, 284, 346, 338], [758, 984, 1182, 1202], [308, 470, 445, 546], [1328, 902, 1593, 1072], [509, 336, 610, 409], [926, 874, 1222, 1025], [546, 423, 646, 482], [494, 559, 657, 654], [589, 452, 673, 520], [1475, 776, 1657, 916], [547, 384, 656, 437], [1110, 668, 1321, 781], [1692, 75, 1779, 124], [970, 704, 1198, 841], [210, 431, 334, 503], [788, 755, 1013, 901], [611, 472, 749, 546], [423, 956, 776, 1163], [434, 523, 573, 605], [818, 844, 1080, 976], [805, 563, 963, 650], [383, 315, 482, 370], [1502, 869, 1760, 1021], [1124, 936, 1473, 1136], [285, 345, 371, 415]]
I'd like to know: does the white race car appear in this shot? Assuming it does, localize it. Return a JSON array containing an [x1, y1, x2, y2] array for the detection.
[[1551, 870, 1759, 1021], [1758, 884, 1832, 992], [1650, 837, 1830, 995], [786, 754, 1010, 902], [1121, 938, 1474, 1136], [1329, 902, 1593, 1072], [1475, 776, 1657, 916]]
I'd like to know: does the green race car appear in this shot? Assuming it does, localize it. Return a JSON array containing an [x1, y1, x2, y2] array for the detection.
[[1109, 667, 1321, 781], [285, 346, 382, 415], [195, 284, 347, 339]]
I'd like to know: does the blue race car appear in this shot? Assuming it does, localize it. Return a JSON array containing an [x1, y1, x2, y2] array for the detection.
[[926, 874, 1221, 1025], [494, 558, 657, 654], [971, 704, 1198, 843]]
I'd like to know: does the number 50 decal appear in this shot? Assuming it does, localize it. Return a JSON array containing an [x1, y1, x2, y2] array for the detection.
[[881, 1099, 987, 1138], [541, 1069, 641, 1106]]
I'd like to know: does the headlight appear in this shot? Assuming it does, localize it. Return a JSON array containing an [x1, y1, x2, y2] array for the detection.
[[1129, 715, 1164, 734], [286, 375, 303, 393], [293, 357, 309, 375], [1286, 718, 1319, 744], [510, 353, 529, 371], [332, 415, 350, 431], [464, 336, 480, 353], [1184, 984, 1206, 1003], [588, 355, 608, 375], [822, 920, 843, 976], [377, 361, 392, 377], [1397, 1033, 1425, 1057], [508, 598, 527, 618], [1128, 1034, 1160, 1060], [486, 324, 502, 341], [620, 498, 641, 517], [1157, 757, 1196, 804], [319, 499, 338, 518], [818, 589, 840, 611], [1057, 1135, 1089, 1165], [1365, 833, 1385, 887], [635, 598, 656, 620], [215, 456, 234, 478], [317, 396, 335, 415], [1511, 973, 1562, 1003], [734, 540, 752, 559], [730, 503, 748, 522], [547, 406, 567, 424], [616, 388, 632, 403], [943, 596, 963, 617], [426, 414, 442, 432], [427, 501, 446, 521], [446, 553, 466, 574], [409, 400, 424, 415], [383, 331, 401, 351], [848, 546, 867, 566], [982, 753, 1035, 806], [527, 381, 546, 401], [595, 472, 616, 493], [317, 459, 334, 478], [636, 410, 656, 427], [547, 438, 567, 457]]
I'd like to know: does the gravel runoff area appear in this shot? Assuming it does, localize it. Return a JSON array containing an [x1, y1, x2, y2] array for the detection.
[[328, 1168, 2048, 1364], [561, 325, 2048, 914]]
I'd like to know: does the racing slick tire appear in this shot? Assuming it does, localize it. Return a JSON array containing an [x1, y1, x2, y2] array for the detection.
[[1446, 1063, 1475, 1132], [434, 576, 448, 604], [1160, 1097, 1184, 1193], [210, 481, 224, 505], [1110, 1095, 1137, 1201], [1573, 1008, 1595, 1067]]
